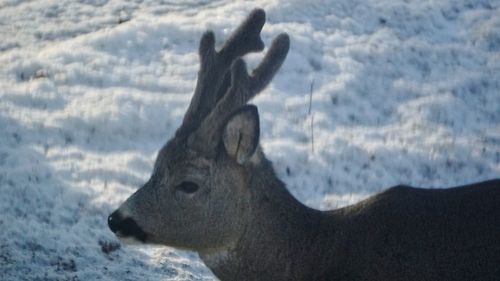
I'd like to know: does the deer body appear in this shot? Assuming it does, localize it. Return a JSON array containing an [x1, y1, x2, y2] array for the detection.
[[200, 156, 500, 281], [108, 9, 500, 281]]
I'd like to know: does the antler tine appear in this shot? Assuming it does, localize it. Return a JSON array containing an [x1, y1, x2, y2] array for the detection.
[[189, 33, 290, 156], [176, 9, 266, 137], [249, 33, 290, 96]]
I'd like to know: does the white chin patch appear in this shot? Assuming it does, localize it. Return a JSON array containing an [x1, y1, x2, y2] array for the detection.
[[116, 233, 145, 245]]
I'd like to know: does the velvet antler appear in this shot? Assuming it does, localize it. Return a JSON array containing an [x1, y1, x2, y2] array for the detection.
[[176, 9, 266, 137], [189, 33, 290, 156]]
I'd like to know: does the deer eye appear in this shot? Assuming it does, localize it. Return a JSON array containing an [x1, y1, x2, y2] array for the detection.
[[175, 181, 199, 194]]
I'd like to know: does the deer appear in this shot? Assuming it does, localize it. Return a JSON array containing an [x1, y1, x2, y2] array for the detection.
[[108, 9, 500, 281]]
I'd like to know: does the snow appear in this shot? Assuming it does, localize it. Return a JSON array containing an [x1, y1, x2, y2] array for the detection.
[[1, 0, 499, 280]]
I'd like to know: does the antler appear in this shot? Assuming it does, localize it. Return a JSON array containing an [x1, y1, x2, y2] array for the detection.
[[176, 9, 266, 137], [189, 33, 290, 156]]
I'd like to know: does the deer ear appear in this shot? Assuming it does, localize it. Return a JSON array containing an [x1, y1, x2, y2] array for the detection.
[[222, 105, 260, 164]]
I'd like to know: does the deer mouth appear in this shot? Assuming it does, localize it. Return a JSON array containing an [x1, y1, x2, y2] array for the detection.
[[108, 211, 149, 243]]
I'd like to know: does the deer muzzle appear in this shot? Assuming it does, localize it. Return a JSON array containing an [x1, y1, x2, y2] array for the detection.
[[108, 210, 148, 242]]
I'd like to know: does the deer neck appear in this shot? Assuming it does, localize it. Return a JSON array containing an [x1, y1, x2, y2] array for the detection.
[[199, 155, 342, 280]]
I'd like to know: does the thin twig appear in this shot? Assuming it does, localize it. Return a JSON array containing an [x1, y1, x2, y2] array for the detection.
[[311, 114, 315, 154], [308, 80, 314, 115]]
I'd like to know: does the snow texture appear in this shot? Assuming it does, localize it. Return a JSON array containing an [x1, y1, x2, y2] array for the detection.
[[1, 0, 499, 280]]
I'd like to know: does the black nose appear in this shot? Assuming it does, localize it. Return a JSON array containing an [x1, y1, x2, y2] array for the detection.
[[108, 210, 148, 242], [108, 210, 123, 233]]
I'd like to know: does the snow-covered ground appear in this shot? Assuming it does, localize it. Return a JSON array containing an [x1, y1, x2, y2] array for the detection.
[[1, 0, 499, 280]]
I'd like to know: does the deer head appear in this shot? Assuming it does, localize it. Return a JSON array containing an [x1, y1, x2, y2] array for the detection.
[[107, 9, 290, 251]]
